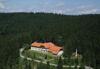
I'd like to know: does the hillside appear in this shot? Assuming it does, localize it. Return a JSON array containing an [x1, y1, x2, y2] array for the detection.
[[0, 13, 100, 69]]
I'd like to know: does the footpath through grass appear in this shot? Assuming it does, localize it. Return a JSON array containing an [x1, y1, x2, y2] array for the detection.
[[20, 47, 85, 69], [23, 49, 59, 64]]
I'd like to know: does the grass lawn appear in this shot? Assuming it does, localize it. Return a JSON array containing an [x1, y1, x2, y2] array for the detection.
[[23, 49, 59, 64], [22, 49, 84, 69], [19, 48, 85, 69]]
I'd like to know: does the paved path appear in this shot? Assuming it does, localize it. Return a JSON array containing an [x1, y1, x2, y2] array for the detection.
[[85, 66, 93, 69], [19, 47, 93, 69]]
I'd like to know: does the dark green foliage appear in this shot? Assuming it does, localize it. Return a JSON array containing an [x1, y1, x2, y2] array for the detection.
[[0, 13, 100, 69], [46, 61, 50, 69], [37, 62, 47, 69], [45, 55, 47, 59], [57, 57, 63, 69]]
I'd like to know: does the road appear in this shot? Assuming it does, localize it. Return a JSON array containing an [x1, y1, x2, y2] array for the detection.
[[19, 47, 93, 69]]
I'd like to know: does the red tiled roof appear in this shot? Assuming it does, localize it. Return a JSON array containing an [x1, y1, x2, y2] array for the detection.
[[31, 42, 63, 54]]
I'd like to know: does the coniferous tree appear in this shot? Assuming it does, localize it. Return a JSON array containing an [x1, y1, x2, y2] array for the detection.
[[46, 61, 50, 69], [56, 57, 63, 69]]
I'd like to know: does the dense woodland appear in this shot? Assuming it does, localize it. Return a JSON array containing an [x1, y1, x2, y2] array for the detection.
[[0, 13, 100, 69]]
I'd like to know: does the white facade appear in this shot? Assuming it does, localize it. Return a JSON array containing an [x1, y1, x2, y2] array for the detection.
[[31, 47, 48, 52], [31, 46, 63, 56], [57, 50, 63, 56]]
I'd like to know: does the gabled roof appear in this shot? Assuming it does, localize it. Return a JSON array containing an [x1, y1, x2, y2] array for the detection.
[[31, 42, 63, 55]]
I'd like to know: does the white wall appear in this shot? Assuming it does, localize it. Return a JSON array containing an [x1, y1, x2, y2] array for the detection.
[[31, 47, 63, 56], [31, 47, 48, 52], [57, 50, 63, 56]]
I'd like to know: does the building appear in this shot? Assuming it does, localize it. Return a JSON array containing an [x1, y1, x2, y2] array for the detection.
[[71, 49, 82, 59], [31, 42, 63, 56]]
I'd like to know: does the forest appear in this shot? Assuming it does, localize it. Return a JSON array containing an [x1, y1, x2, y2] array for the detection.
[[0, 13, 100, 69]]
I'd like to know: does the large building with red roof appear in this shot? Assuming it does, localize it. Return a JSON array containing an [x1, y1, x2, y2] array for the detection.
[[31, 42, 63, 56]]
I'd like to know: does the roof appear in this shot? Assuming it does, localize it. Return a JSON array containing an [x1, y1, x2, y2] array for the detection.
[[31, 42, 63, 55]]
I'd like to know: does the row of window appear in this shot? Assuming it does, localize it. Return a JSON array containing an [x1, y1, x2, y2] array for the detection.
[[31, 47, 48, 52]]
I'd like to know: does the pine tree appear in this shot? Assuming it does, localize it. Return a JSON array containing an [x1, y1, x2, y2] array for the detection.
[[56, 57, 63, 69], [46, 61, 50, 69]]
